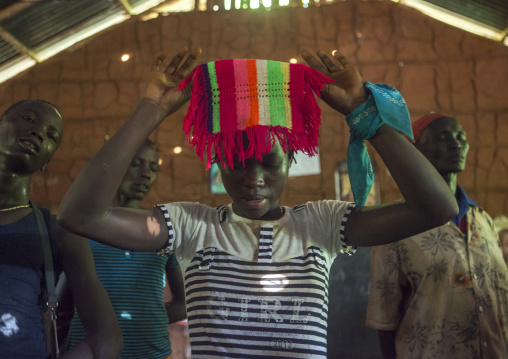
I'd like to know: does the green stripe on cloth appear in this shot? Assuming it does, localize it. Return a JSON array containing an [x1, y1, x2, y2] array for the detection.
[[267, 61, 286, 127], [207, 62, 221, 134]]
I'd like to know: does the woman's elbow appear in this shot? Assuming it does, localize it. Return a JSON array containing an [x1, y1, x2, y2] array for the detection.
[[87, 331, 123, 359], [57, 210, 93, 238], [57, 199, 77, 227], [57, 211, 79, 232], [427, 199, 459, 228]]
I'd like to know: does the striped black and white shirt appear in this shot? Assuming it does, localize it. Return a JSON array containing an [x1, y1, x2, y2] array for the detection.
[[157, 200, 355, 358]]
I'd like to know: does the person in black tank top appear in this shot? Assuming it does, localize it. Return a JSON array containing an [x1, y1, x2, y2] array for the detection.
[[0, 100, 122, 359]]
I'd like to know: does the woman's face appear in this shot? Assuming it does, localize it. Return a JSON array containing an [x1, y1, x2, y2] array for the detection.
[[219, 141, 291, 220], [117, 143, 159, 204], [0, 100, 62, 175], [415, 117, 469, 175]]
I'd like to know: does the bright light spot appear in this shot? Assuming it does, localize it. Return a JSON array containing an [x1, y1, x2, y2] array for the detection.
[[251, 0, 260, 9], [242, 3, 248, 8], [259, 274, 289, 292], [140, 12, 159, 21], [0, 313, 19, 337], [147, 216, 161, 236], [0, 57, 36, 84], [279, 0, 289, 5], [157, 0, 196, 13], [121, 54, 130, 62], [302, 3, 308, 7], [504, 37, 508, 46], [225, 0, 232, 10], [36, 13, 130, 62], [158, 158, 163, 165], [213, 4, 219, 10], [235, 0, 241, 9], [120, 311, 132, 319], [289, 58, 298, 64], [332, 50, 337, 55], [394, 0, 504, 41], [130, 0, 166, 15], [262, 0, 271, 7], [173, 146, 183, 154]]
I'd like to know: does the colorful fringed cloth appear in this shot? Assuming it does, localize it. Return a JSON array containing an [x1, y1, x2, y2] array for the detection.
[[178, 59, 334, 169]]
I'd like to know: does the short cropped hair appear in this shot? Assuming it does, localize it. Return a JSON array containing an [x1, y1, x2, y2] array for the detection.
[[2, 99, 61, 119]]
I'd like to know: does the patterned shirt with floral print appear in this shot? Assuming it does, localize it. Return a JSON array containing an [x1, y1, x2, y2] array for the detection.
[[366, 188, 508, 359]]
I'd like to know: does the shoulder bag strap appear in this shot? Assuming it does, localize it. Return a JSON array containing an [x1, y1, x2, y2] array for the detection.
[[31, 201, 60, 359]]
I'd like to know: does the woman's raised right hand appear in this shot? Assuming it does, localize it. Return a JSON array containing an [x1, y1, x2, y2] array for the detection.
[[143, 47, 202, 115]]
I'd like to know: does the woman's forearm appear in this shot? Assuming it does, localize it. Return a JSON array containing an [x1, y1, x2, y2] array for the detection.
[[345, 124, 458, 247], [58, 99, 167, 231]]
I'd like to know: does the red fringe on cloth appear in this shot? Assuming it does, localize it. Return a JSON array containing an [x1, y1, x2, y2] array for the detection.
[[178, 62, 333, 169]]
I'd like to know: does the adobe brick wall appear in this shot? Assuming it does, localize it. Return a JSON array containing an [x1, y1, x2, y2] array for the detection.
[[1, 0, 507, 217]]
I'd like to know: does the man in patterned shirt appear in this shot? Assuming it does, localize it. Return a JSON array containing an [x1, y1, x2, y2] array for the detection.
[[366, 113, 508, 359]]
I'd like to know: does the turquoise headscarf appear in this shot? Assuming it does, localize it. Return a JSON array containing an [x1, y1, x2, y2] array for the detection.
[[345, 82, 413, 208]]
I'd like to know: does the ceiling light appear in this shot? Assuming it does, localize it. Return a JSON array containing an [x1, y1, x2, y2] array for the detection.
[[156, 0, 195, 12], [173, 146, 182, 154], [393, 0, 505, 42], [0, 56, 36, 83], [37, 13, 130, 62], [289, 58, 297, 64], [121, 54, 130, 61], [140, 11, 159, 21], [130, 0, 166, 15]]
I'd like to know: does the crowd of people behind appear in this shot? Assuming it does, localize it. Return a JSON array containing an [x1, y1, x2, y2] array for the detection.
[[1, 45, 507, 359]]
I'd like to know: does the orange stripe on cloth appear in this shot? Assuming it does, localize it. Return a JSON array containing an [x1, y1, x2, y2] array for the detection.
[[246, 59, 259, 127]]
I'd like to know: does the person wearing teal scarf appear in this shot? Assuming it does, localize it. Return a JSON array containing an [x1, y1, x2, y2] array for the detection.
[[58, 47, 461, 358]]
